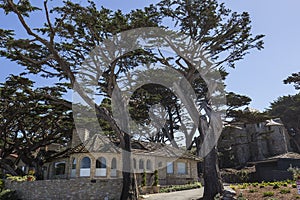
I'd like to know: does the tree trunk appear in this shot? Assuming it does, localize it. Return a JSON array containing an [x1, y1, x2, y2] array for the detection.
[[202, 147, 223, 200], [0, 160, 18, 176], [121, 170, 131, 200], [120, 133, 137, 200]]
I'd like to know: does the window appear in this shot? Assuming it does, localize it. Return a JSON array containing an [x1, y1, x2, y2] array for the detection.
[[71, 158, 76, 178], [80, 157, 91, 177], [167, 162, 173, 174], [95, 157, 106, 177], [177, 162, 186, 174], [54, 161, 66, 175], [111, 158, 117, 177], [139, 159, 144, 170], [158, 162, 162, 168], [146, 160, 152, 170]]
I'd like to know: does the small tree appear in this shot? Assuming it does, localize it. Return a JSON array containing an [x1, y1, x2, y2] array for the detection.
[[142, 171, 147, 187], [152, 170, 159, 186]]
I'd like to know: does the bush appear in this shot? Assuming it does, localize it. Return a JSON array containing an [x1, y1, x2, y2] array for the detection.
[[249, 189, 258, 193], [152, 170, 159, 186], [6, 174, 35, 182], [280, 189, 290, 194], [263, 191, 274, 197], [159, 182, 202, 193], [141, 171, 146, 187], [273, 184, 280, 189], [292, 184, 297, 188], [0, 180, 4, 192], [0, 189, 19, 200]]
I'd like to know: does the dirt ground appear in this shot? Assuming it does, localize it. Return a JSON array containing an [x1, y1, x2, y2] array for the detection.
[[234, 183, 300, 200]]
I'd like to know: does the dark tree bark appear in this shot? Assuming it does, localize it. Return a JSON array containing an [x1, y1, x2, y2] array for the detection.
[[202, 147, 223, 200]]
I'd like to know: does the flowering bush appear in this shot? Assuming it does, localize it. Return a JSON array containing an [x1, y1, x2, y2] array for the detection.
[[6, 174, 36, 182]]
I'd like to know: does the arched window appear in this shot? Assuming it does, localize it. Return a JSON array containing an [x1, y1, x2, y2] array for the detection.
[[95, 157, 106, 177], [133, 158, 137, 169], [54, 161, 66, 176], [146, 159, 152, 170], [80, 157, 91, 177], [139, 159, 144, 170], [158, 162, 162, 168], [71, 158, 76, 178], [111, 158, 117, 177]]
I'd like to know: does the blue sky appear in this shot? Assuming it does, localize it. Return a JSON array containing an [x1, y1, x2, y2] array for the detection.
[[0, 0, 299, 111]]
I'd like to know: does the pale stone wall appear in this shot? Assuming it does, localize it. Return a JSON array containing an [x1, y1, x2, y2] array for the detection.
[[5, 179, 123, 200]]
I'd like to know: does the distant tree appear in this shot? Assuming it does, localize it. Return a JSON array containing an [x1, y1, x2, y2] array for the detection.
[[0, 75, 73, 179], [268, 94, 300, 135], [284, 72, 300, 90]]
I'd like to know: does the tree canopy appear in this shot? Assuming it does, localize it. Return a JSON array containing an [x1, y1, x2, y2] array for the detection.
[[0, 74, 73, 178], [0, 0, 264, 199]]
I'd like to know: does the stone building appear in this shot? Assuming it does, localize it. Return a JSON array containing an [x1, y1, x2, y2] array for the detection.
[[218, 118, 291, 168], [43, 129, 200, 185]]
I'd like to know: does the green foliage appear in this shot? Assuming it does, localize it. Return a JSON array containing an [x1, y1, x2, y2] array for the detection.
[[6, 174, 36, 182], [152, 170, 159, 186], [236, 193, 247, 200], [159, 182, 202, 193], [0, 0, 264, 198], [263, 191, 274, 197], [288, 166, 300, 181], [268, 94, 300, 138], [0, 180, 4, 192], [0, 189, 19, 200], [141, 171, 146, 187], [284, 72, 300, 90], [279, 189, 290, 194], [0, 75, 73, 176], [272, 183, 280, 189], [249, 189, 258, 193]]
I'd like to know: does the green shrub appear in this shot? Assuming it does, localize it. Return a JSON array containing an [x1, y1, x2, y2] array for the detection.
[[280, 189, 290, 194], [237, 193, 247, 200], [229, 185, 237, 190], [251, 182, 258, 187], [159, 182, 202, 193], [6, 174, 35, 182], [0, 180, 4, 192], [152, 170, 159, 186], [0, 189, 19, 200], [273, 184, 280, 189], [141, 171, 146, 187], [263, 191, 274, 197], [292, 184, 297, 188], [249, 189, 258, 193]]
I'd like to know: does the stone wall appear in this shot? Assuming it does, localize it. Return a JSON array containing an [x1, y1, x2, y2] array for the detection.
[[218, 119, 290, 168], [5, 178, 123, 200]]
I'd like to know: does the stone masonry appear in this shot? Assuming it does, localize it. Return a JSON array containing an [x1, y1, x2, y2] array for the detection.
[[5, 178, 123, 200]]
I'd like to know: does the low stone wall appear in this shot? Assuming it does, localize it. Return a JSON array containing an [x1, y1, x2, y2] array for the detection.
[[5, 178, 123, 200]]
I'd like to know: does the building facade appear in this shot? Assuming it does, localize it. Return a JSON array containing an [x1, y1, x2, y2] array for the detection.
[[43, 129, 200, 185]]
